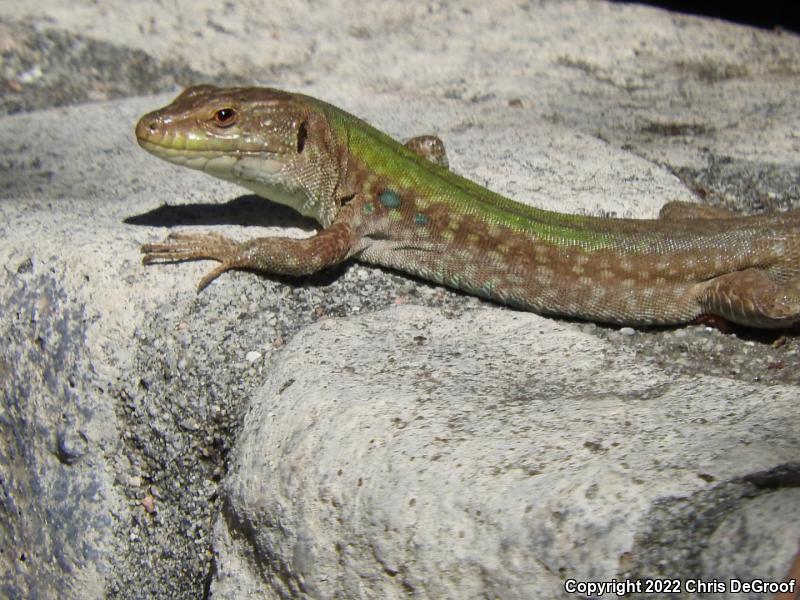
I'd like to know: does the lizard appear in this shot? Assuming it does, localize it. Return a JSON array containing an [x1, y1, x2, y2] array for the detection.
[[135, 85, 800, 329]]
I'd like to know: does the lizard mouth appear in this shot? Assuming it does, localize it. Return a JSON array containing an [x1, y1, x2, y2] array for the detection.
[[136, 138, 227, 170], [137, 138, 287, 178], [136, 138, 218, 156]]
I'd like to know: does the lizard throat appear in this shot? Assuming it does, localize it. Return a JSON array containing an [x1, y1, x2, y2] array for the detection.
[[138, 138, 322, 222]]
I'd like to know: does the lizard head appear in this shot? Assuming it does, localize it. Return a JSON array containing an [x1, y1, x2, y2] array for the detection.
[[136, 85, 341, 225]]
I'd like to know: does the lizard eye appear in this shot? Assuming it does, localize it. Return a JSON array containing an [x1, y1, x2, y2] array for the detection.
[[213, 108, 237, 127]]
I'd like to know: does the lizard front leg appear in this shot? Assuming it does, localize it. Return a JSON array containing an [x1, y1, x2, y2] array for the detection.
[[142, 220, 357, 290], [404, 135, 449, 169]]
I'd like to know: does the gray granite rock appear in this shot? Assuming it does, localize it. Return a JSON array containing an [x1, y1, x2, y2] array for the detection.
[[211, 307, 799, 599]]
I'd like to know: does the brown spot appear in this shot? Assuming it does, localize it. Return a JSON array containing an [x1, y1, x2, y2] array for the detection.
[[141, 495, 157, 513]]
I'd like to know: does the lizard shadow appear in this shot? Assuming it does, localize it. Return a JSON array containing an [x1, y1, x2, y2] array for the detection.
[[124, 194, 318, 231], [585, 317, 796, 343]]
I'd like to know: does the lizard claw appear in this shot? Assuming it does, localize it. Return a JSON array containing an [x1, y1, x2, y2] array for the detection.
[[196, 263, 232, 291]]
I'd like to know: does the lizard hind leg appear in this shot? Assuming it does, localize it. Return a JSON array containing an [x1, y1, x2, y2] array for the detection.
[[697, 269, 800, 329], [658, 201, 738, 220]]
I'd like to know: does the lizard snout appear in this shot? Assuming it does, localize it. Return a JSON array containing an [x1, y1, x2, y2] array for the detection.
[[135, 111, 164, 146]]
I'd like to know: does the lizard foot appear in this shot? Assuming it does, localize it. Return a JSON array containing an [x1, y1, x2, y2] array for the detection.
[[141, 232, 241, 290], [699, 269, 800, 329]]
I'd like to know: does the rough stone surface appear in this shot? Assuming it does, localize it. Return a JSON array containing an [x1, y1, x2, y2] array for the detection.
[[0, 269, 119, 600], [213, 307, 799, 599], [0, 1, 799, 599]]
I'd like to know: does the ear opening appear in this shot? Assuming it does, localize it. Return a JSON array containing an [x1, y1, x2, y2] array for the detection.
[[297, 120, 308, 153]]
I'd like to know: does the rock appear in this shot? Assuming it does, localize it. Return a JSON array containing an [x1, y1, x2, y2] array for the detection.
[[212, 307, 799, 598]]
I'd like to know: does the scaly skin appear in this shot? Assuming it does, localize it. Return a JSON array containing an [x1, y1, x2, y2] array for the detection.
[[136, 85, 800, 328]]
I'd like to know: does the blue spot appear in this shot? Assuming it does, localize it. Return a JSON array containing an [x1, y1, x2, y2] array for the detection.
[[414, 213, 429, 226], [379, 190, 401, 209]]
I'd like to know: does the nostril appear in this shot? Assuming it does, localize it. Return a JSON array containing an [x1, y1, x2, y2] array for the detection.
[[136, 113, 162, 140]]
